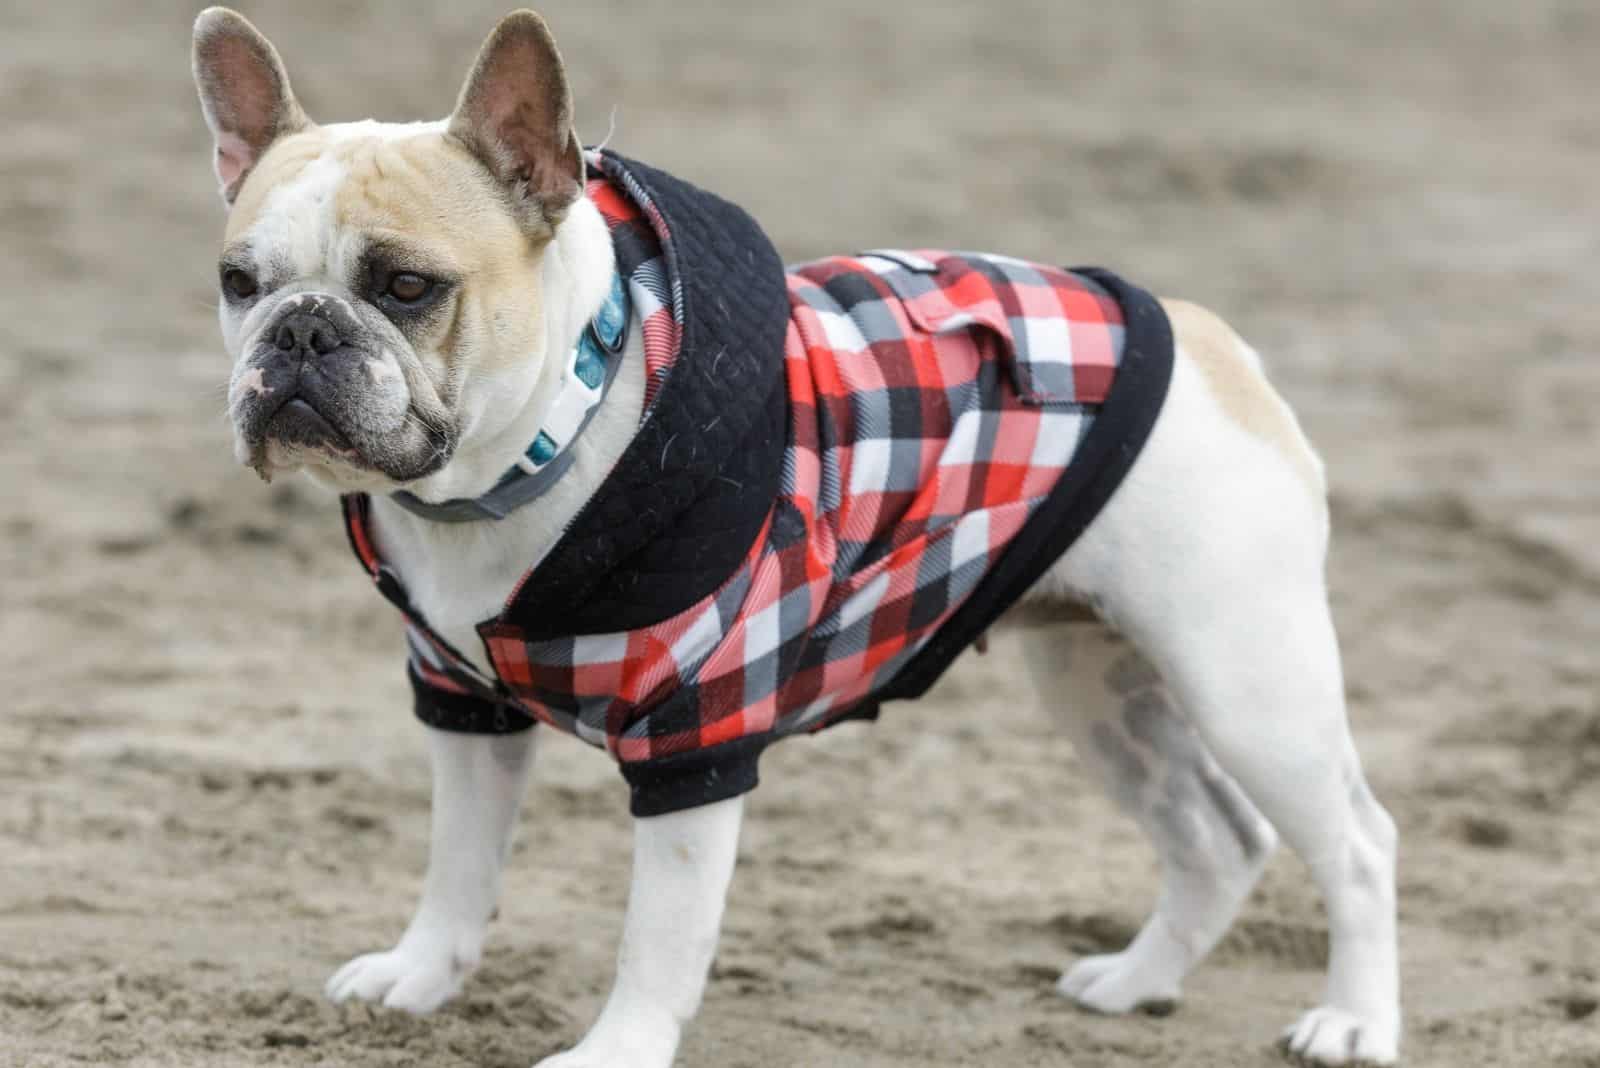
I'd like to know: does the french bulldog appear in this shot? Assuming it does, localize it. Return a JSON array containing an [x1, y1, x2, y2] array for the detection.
[[192, 8, 1401, 1066]]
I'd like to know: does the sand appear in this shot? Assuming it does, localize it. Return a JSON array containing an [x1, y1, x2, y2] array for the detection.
[[3, 2, 1598, 1065]]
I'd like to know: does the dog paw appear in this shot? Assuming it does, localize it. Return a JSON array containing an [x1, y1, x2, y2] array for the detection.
[[1278, 1006, 1398, 1065], [1058, 951, 1181, 1016], [533, 1000, 680, 1068], [534, 1052, 657, 1068], [533, 1041, 677, 1068], [325, 942, 472, 1015]]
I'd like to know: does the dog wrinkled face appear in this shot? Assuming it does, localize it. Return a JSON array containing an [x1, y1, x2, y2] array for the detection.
[[194, 7, 583, 494], [217, 124, 546, 490]]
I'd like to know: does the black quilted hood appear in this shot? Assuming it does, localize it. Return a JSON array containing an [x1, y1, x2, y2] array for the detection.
[[500, 152, 791, 637]]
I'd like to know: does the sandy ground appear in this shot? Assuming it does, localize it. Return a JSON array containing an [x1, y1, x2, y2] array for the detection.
[[3, 1, 1599, 1065]]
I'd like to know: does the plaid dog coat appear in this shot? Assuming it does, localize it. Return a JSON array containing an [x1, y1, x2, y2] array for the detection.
[[345, 151, 1174, 815]]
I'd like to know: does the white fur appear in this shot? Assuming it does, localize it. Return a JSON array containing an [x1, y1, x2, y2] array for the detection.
[[1031, 349, 1399, 1062], [228, 125, 1399, 1067], [327, 728, 536, 1013], [397, 191, 624, 506], [1017, 626, 1278, 1015], [534, 798, 743, 1068], [256, 149, 352, 287], [366, 195, 643, 674]]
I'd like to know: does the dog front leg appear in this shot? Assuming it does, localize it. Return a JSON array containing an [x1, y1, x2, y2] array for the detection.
[[536, 795, 745, 1068], [327, 726, 537, 1013]]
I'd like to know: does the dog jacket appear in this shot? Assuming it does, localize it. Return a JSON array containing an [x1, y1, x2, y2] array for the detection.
[[344, 150, 1174, 816]]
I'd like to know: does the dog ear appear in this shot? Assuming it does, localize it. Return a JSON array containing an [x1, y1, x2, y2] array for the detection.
[[448, 10, 583, 230], [192, 7, 311, 205]]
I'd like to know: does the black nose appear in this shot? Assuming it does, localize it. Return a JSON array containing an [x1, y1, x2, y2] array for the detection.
[[274, 311, 342, 357]]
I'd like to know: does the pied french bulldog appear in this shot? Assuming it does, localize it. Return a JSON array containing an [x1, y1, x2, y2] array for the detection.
[[192, 8, 1401, 1066]]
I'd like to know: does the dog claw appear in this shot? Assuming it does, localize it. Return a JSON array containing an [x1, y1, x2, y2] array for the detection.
[[325, 945, 466, 1015], [1058, 951, 1183, 1016], [1279, 1006, 1398, 1065]]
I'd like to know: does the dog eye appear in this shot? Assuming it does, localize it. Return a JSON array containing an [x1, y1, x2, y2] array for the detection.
[[221, 268, 258, 300], [386, 272, 431, 303]]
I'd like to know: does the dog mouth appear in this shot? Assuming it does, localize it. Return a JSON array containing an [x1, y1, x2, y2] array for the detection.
[[269, 397, 351, 450], [240, 391, 454, 486], [247, 395, 362, 481], [230, 295, 455, 486]]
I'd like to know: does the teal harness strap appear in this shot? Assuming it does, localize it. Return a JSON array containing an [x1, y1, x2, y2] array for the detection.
[[389, 272, 630, 523]]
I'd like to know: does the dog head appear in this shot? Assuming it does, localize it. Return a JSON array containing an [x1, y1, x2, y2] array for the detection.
[[192, 8, 601, 497]]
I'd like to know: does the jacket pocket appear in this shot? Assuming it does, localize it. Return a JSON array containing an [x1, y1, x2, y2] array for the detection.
[[860, 250, 1094, 407]]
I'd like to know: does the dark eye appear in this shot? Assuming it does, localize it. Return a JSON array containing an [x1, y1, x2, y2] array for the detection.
[[221, 267, 258, 300], [386, 272, 431, 303]]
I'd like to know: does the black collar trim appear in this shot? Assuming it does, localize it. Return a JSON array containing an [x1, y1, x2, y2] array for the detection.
[[491, 151, 792, 639]]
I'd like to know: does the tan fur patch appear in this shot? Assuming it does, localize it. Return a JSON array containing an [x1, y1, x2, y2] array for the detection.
[[331, 132, 547, 375], [223, 128, 332, 243], [1161, 298, 1324, 498]]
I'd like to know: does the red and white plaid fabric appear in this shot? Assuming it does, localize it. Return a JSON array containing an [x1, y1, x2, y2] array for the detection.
[[346, 163, 1128, 773]]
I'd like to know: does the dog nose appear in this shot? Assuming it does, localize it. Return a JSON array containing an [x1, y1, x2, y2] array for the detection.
[[273, 311, 342, 357]]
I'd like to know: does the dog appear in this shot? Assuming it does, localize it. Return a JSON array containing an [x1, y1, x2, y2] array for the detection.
[[192, 8, 1401, 1065]]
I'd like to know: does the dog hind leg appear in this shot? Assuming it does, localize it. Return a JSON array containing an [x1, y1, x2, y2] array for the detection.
[[1139, 594, 1400, 1064], [1037, 336, 1399, 1063], [1021, 625, 1277, 1014]]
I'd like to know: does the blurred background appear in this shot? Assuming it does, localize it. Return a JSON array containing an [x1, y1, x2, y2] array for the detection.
[[2, 2, 1596, 1065]]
